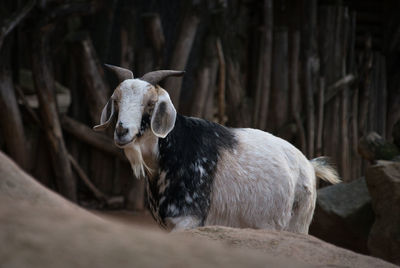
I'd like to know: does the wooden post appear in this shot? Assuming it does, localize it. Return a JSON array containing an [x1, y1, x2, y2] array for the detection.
[[190, 35, 218, 118], [226, 58, 249, 126], [301, 0, 319, 158], [216, 38, 226, 124], [254, 0, 273, 130], [31, 26, 76, 201], [142, 13, 165, 69], [358, 35, 373, 136], [164, 12, 199, 108], [269, 28, 289, 133], [316, 77, 325, 156], [191, 67, 211, 117], [0, 0, 35, 170], [289, 31, 306, 152]]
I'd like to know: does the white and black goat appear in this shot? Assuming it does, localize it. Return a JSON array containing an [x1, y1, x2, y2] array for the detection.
[[94, 65, 340, 234]]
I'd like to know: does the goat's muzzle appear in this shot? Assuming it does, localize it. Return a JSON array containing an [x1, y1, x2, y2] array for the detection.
[[116, 123, 129, 138], [114, 122, 136, 147]]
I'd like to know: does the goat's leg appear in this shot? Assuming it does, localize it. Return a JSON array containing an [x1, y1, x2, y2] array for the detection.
[[166, 216, 201, 232]]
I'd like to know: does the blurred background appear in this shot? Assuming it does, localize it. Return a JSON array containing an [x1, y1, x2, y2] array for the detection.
[[1, 0, 400, 262]]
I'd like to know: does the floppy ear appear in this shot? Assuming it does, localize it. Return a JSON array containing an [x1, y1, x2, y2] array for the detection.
[[150, 90, 176, 138], [93, 99, 115, 131]]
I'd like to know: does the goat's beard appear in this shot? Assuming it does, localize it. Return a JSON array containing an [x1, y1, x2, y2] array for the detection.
[[123, 143, 152, 179]]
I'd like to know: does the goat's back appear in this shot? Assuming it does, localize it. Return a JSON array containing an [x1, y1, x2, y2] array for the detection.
[[205, 128, 316, 233]]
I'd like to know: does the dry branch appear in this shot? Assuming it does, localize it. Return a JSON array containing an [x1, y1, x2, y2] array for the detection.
[[68, 153, 108, 201], [60, 116, 126, 162]]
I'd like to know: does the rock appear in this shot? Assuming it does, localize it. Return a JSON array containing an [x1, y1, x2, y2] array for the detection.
[[358, 132, 400, 162], [181, 226, 396, 268], [309, 177, 375, 254], [366, 161, 400, 265]]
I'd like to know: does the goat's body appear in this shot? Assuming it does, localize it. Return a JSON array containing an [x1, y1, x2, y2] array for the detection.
[[205, 129, 316, 233], [139, 115, 327, 234]]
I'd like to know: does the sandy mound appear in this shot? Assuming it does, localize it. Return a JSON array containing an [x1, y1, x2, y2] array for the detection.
[[0, 151, 396, 267]]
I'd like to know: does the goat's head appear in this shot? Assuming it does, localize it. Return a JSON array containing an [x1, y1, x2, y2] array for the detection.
[[93, 64, 184, 148]]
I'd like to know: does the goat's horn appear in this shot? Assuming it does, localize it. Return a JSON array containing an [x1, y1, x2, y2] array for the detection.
[[141, 70, 185, 85], [104, 64, 134, 82]]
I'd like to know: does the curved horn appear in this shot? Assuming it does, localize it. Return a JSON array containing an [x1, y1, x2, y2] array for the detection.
[[104, 64, 133, 82], [140, 70, 185, 85]]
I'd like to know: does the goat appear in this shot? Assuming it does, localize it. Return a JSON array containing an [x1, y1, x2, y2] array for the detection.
[[94, 65, 340, 233]]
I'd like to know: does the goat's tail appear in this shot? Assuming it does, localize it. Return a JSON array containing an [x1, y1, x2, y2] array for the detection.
[[310, 157, 341, 184]]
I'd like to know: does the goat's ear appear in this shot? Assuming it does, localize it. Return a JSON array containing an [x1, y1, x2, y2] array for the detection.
[[93, 99, 115, 131], [150, 90, 176, 138]]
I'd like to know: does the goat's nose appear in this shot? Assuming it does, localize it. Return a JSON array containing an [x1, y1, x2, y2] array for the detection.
[[116, 123, 128, 137]]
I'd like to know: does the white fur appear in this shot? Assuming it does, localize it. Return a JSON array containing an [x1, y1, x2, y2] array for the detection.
[[205, 128, 317, 234], [124, 143, 148, 178], [123, 130, 158, 178], [114, 79, 150, 145], [166, 216, 201, 231], [311, 157, 341, 184]]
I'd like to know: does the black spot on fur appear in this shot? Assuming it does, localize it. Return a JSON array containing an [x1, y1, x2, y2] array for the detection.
[[137, 114, 150, 137], [146, 114, 237, 228]]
